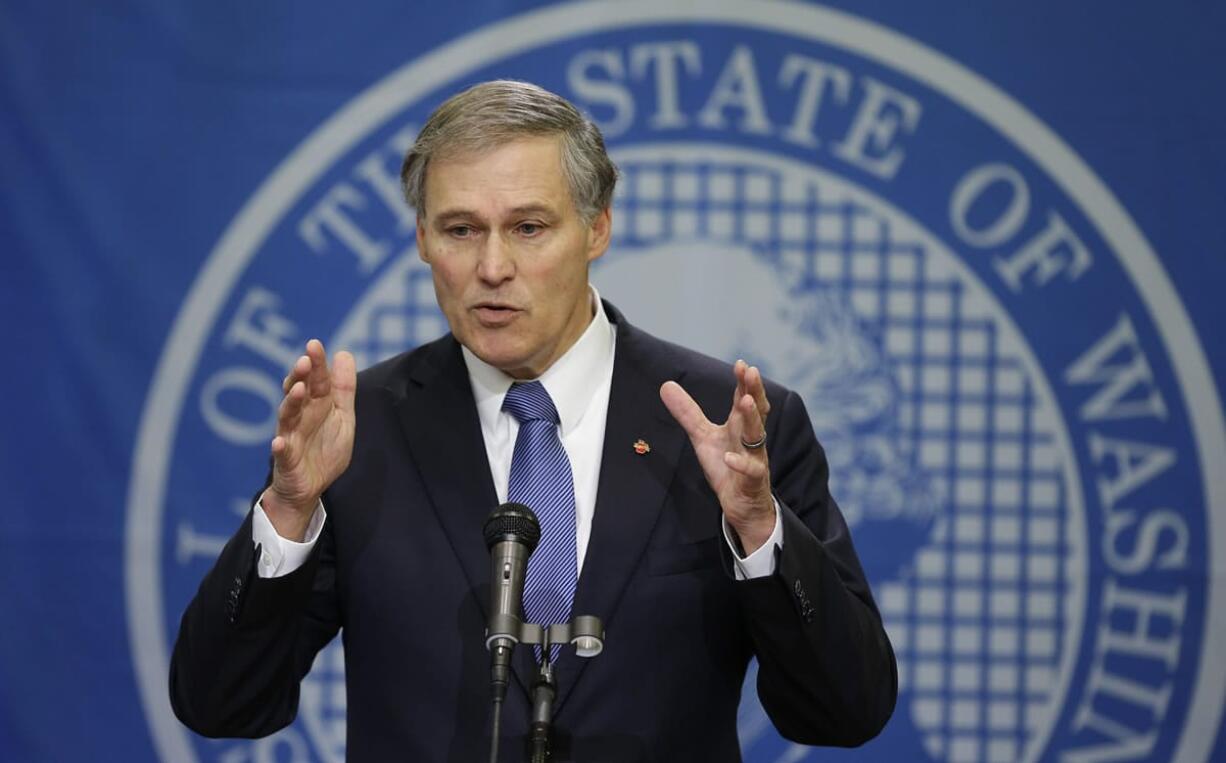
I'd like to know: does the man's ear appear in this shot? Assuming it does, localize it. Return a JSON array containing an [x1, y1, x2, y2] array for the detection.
[[416, 218, 429, 263], [586, 206, 612, 263]]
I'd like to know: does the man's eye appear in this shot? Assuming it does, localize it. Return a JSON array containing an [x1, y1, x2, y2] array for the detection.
[[448, 225, 473, 238], [517, 222, 543, 236]]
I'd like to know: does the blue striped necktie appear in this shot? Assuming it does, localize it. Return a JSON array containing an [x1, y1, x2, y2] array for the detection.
[[502, 381, 577, 661]]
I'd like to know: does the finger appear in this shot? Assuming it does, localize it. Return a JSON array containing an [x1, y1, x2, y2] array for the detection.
[[734, 393, 767, 450], [270, 433, 296, 464], [276, 380, 308, 435], [732, 361, 770, 429], [283, 354, 311, 394], [660, 381, 712, 440], [731, 359, 747, 411], [272, 383, 308, 467], [305, 339, 331, 398], [723, 450, 769, 480], [745, 365, 771, 421], [332, 350, 357, 412], [270, 433, 297, 471]]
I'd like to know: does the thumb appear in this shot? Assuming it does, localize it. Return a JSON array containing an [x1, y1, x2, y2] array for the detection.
[[660, 381, 710, 441], [333, 351, 357, 413]]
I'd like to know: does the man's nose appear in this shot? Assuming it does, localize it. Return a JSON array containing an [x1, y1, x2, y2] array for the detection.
[[475, 233, 515, 285]]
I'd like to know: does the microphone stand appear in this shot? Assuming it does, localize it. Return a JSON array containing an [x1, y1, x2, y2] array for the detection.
[[487, 640, 513, 763], [528, 650, 556, 763], [522, 617, 605, 761], [484, 616, 605, 762]]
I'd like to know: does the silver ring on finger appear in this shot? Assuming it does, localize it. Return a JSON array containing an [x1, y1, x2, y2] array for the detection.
[[740, 432, 767, 450]]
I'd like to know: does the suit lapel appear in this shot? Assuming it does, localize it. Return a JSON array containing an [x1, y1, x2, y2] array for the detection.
[[394, 337, 501, 639], [549, 311, 689, 713], [394, 315, 694, 708]]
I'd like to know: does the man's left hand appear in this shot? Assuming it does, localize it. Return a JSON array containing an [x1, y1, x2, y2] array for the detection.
[[660, 360, 775, 554]]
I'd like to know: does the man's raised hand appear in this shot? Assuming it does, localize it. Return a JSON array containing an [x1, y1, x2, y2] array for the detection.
[[262, 339, 357, 541], [660, 360, 775, 554]]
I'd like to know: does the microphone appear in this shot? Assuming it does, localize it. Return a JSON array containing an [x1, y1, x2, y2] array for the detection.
[[483, 502, 541, 702]]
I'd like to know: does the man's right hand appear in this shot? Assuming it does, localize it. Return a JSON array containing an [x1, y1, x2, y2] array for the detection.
[[261, 339, 357, 541]]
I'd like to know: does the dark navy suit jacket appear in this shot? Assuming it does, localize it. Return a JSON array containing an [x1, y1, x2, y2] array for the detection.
[[170, 302, 897, 761]]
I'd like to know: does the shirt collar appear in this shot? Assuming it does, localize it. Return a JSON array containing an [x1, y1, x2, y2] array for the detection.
[[462, 285, 615, 436]]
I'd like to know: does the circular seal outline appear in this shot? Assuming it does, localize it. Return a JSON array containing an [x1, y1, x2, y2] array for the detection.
[[125, 2, 1226, 760]]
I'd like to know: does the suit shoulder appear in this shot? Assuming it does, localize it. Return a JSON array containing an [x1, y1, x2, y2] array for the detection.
[[623, 324, 794, 403], [646, 332, 729, 378], [354, 334, 455, 394]]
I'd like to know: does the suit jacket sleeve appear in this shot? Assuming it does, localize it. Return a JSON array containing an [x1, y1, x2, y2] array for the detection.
[[730, 387, 898, 746], [168, 502, 341, 738]]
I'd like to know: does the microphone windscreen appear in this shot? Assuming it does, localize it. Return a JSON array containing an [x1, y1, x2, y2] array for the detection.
[[483, 502, 541, 552]]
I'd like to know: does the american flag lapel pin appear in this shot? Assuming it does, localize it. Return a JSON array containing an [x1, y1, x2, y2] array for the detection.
[[633, 439, 651, 455]]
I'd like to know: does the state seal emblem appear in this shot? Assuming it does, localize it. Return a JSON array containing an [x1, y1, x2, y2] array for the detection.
[[127, 3, 1226, 761]]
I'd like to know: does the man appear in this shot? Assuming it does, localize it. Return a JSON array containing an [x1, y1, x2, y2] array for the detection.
[[170, 80, 896, 761]]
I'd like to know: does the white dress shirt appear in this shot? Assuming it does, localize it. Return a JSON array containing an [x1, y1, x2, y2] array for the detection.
[[252, 288, 782, 579]]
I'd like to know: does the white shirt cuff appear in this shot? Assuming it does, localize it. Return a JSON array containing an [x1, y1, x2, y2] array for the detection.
[[251, 499, 327, 578], [722, 497, 784, 580]]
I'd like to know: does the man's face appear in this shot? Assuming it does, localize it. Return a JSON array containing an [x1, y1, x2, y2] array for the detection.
[[416, 135, 611, 379]]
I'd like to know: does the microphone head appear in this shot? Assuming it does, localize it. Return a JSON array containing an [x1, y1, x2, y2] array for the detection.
[[483, 502, 541, 553]]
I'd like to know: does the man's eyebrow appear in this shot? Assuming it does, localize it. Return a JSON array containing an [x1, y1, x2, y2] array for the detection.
[[507, 204, 557, 218], [431, 205, 558, 223], [433, 208, 478, 222], [431, 209, 488, 229]]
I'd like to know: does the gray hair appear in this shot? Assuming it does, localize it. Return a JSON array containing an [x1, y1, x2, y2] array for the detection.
[[400, 80, 618, 224]]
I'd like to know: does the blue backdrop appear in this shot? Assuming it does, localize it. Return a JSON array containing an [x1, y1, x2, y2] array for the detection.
[[4, 2, 1225, 761]]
